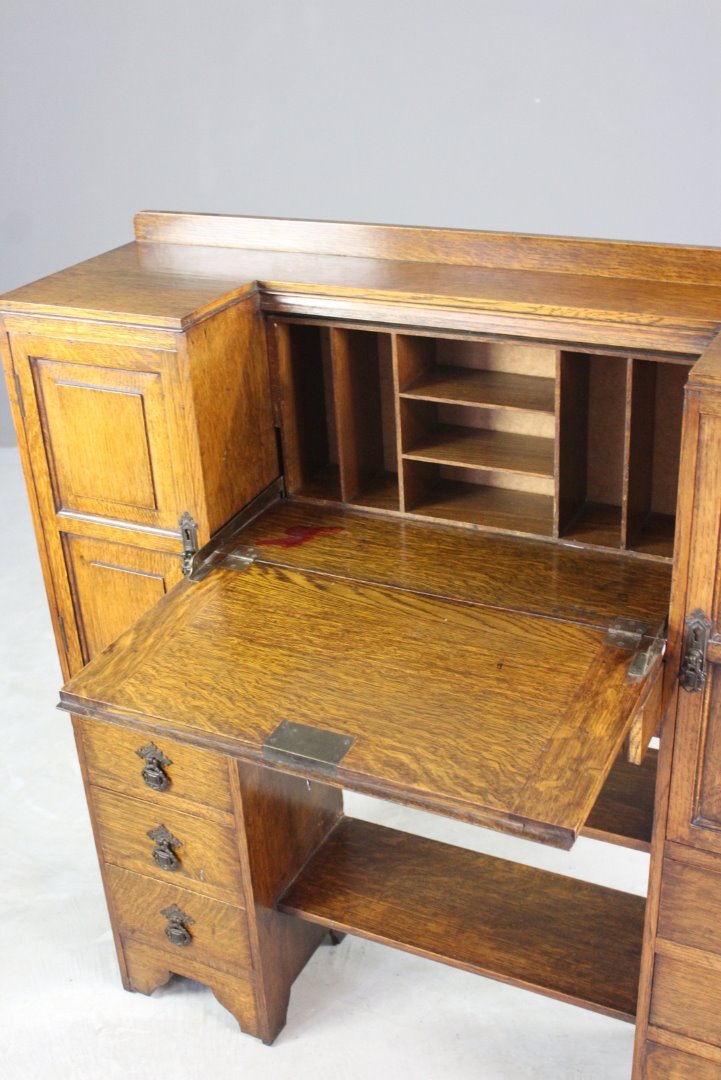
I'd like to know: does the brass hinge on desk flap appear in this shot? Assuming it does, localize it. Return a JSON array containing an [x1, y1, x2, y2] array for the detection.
[[628, 619, 667, 679], [179, 512, 199, 577], [679, 609, 713, 693], [604, 617, 647, 650], [186, 478, 284, 582]]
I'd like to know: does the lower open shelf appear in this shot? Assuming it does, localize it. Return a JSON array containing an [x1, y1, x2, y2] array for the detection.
[[280, 816, 645, 1022]]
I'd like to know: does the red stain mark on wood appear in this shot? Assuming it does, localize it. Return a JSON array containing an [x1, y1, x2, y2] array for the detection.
[[255, 525, 345, 549]]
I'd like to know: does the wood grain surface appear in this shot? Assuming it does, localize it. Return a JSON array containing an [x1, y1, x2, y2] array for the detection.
[[279, 816, 645, 1022], [91, 785, 245, 903], [237, 500, 672, 630], [62, 557, 660, 848], [107, 864, 252, 975], [77, 717, 234, 821]]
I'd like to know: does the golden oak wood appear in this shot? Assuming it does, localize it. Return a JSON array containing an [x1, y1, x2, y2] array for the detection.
[[10, 215, 721, 1073], [280, 816, 644, 1022], [61, 554, 660, 850], [236, 500, 672, 630], [64, 535, 183, 661], [231, 762, 343, 1043], [90, 786, 245, 903], [77, 718, 235, 820], [107, 864, 251, 974], [122, 937, 260, 1035], [642, 1041, 721, 1079]]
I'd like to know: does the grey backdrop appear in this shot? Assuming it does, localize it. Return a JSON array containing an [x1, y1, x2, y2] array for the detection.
[[3, 0, 721, 445]]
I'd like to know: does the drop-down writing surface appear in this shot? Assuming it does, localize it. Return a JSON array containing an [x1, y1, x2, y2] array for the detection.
[[61, 545, 662, 849]]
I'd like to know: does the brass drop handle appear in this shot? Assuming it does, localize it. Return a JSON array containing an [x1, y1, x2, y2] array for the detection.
[[135, 742, 172, 792], [161, 904, 194, 947], [147, 824, 181, 872]]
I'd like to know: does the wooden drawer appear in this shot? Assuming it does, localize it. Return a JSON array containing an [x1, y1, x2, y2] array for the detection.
[[643, 1040, 721, 1079], [658, 859, 721, 955], [108, 864, 252, 976], [77, 718, 234, 820], [650, 953, 721, 1048], [91, 786, 245, 904]]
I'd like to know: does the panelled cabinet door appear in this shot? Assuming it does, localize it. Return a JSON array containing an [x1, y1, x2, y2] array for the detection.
[[63, 534, 183, 661], [12, 335, 189, 531], [667, 390, 721, 853]]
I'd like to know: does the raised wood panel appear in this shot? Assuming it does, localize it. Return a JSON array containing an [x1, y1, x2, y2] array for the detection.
[[28, 350, 181, 529], [63, 534, 183, 661]]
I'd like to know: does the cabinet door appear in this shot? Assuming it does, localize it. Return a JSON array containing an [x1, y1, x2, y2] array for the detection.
[[13, 335, 187, 531], [63, 534, 183, 661], [666, 391, 721, 853]]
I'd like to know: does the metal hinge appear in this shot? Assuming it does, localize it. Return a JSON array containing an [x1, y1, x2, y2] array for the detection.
[[679, 609, 713, 693], [13, 369, 25, 419], [179, 512, 199, 576]]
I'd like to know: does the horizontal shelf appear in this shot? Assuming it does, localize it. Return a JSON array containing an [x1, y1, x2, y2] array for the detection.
[[408, 480, 554, 537], [401, 366, 556, 413], [632, 513, 676, 560], [296, 464, 342, 502], [582, 747, 657, 852], [348, 472, 400, 512], [280, 817, 644, 1022], [404, 425, 555, 478], [563, 502, 623, 549]]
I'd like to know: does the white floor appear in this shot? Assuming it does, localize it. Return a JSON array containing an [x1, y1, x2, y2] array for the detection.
[[0, 445, 648, 1079]]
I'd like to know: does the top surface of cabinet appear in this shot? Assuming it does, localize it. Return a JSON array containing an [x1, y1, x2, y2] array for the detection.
[[3, 214, 721, 357]]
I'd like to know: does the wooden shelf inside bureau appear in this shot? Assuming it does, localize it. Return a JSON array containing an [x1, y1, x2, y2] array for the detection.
[[279, 816, 645, 1022]]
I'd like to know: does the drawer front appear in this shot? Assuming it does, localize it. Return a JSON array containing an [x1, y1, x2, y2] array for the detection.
[[78, 718, 234, 819], [643, 1041, 721, 1079], [14, 336, 185, 531], [108, 865, 252, 976], [650, 953, 721, 1048], [658, 858, 721, 955], [92, 786, 245, 904]]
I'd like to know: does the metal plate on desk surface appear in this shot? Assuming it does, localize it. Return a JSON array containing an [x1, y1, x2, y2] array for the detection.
[[263, 720, 355, 775]]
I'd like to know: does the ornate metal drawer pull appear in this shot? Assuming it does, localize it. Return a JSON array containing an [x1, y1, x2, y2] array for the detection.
[[161, 904, 194, 947], [147, 824, 182, 871], [135, 742, 172, 792]]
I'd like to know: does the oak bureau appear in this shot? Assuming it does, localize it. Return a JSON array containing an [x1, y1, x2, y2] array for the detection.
[[5, 213, 721, 1076]]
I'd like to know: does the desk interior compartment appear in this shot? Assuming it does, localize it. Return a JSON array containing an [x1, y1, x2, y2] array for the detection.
[[273, 321, 398, 510], [398, 335, 556, 535], [557, 352, 628, 549], [557, 351, 690, 559]]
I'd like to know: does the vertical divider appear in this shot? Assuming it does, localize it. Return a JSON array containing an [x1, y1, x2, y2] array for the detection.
[[622, 357, 657, 550], [555, 352, 590, 537], [389, 334, 407, 510], [329, 327, 354, 503], [330, 327, 399, 509], [395, 335, 435, 513]]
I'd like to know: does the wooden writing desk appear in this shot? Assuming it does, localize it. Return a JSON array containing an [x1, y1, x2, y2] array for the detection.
[[4, 214, 721, 1076]]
